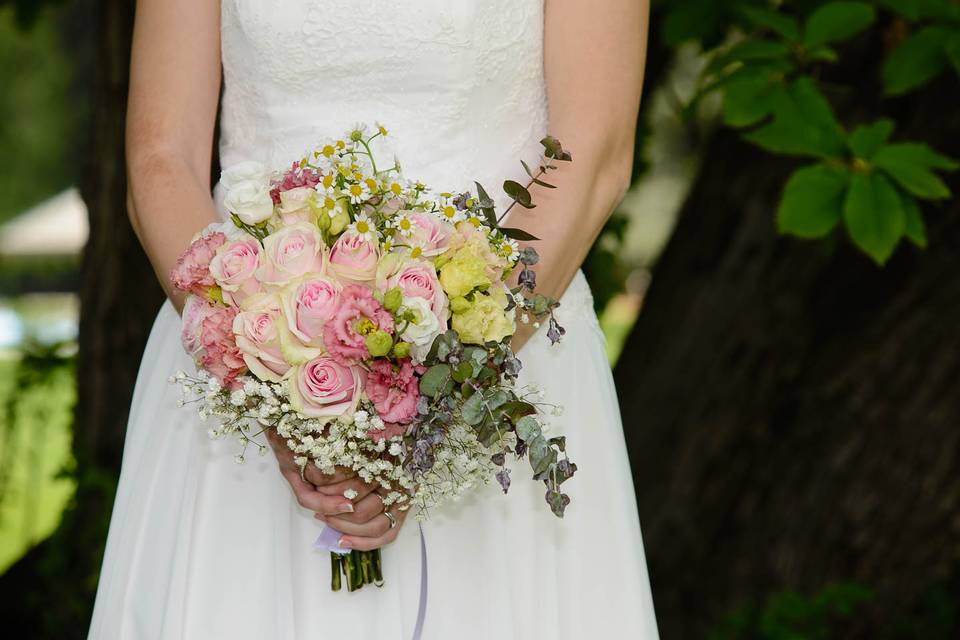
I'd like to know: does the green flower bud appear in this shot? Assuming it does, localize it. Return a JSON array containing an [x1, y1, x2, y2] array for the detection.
[[365, 330, 393, 358], [392, 341, 411, 359], [383, 287, 403, 313], [329, 209, 350, 235]]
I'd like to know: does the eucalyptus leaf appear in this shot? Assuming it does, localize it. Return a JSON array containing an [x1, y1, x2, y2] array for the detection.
[[462, 391, 486, 426], [419, 364, 452, 398], [500, 227, 540, 241], [515, 415, 542, 442], [503, 180, 535, 209]]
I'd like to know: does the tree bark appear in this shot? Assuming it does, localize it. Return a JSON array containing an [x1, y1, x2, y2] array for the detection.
[[615, 60, 960, 640]]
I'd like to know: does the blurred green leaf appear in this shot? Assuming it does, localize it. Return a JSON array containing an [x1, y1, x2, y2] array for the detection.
[[900, 190, 928, 248], [882, 26, 953, 96], [804, 2, 876, 48], [742, 77, 846, 158], [873, 143, 958, 199], [847, 118, 895, 159], [707, 39, 790, 76], [843, 172, 906, 264], [722, 67, 788, 127], [740, 6, 802, 42], [777, 163, 850, 238]]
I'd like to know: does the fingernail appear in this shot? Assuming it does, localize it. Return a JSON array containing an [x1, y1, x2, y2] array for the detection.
[[338, 537, 351, 549], [338, 503, 354, 513]]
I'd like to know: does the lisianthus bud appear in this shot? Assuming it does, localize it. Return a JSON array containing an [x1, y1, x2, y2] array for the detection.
[[365, 329, 393, 357], [329, 208, 350, 235], [383, 287, 403, 313], [450, 296, 471, 314], [392, 341, 411, 359]]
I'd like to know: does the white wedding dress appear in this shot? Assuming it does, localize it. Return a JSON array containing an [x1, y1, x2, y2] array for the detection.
[[88, 1, 658, 638]]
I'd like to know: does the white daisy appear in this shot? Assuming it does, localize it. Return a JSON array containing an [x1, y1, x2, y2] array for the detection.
[[348, 211, 377, 241], [391, 212, 417, 237]]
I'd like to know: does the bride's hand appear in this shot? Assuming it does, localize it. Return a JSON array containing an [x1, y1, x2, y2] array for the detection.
[[265, 428, 378, 517], [323, 490, 409, 551]]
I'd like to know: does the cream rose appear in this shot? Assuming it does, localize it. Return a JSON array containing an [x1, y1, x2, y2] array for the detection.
[[399, 296, 444, 363], [256, 222, 326, 287], [221, 161, 274, 225]]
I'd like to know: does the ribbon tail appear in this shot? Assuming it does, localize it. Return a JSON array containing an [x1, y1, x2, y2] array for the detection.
[[313, 525, 350, 555], [412, 523, 428, 640]]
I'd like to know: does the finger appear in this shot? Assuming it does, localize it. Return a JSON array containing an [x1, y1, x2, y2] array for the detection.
[[281, 469, 356, 516], [305, 465, 357, 486], [339, 509, 409, 551], [321, 492, 384, 525], [322, 509, 392, 538], [314, 476, 378, 501]]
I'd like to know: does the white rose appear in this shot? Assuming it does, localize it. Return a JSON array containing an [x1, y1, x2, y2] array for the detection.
[[400, 296, 443, 363], [221, 161, 270, 190], [221, 161, 274, 224], [224, 181, 274, 224]]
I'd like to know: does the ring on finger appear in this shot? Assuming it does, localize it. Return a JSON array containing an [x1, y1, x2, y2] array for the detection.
[[383, 509, 397, 530]]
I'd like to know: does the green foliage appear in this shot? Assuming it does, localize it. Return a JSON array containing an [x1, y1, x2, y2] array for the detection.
[[709, 583, 874, 640], [664, 0, 960, 265], [0, 5, 83, 224]]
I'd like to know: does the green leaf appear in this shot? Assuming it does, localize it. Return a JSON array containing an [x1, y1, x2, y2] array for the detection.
[[503, 179, 535, 209], [528, 436, 553, 476], [873, 143, 958, 199], [722, 68, 787, 127], [462, 391, 486, 425], [900, 190, 928, 248], [848, 119, 895, 159], [499, 227, 540, 241], [742, 77, 846, 158], [419, 363, 452, 398], [707, 39, 790, 75], [740, 6, 802, 42], [945, 33, 960, 76], [874, 0, 921, 20], [804, 2, 876, 48], [883, 26, 952, 96], [498, 400, 537, 423], [777, 163, 850, 238], [515, 415, 541, 442], [843, 172, 906, 264]]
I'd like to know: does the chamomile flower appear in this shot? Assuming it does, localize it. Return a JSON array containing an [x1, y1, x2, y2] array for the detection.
[[500, 238, 520, 260], [348, 211, 377, 241], [391, 212, 417, 237], [346, 181, 369, 204], [348, 123, 368, 142], [376, 122, 389, 137], [439, 204, 465, 224]]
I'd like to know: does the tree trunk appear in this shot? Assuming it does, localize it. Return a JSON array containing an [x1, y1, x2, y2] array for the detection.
[[0, 1, 163, 635], [615, 61, 960, 640]]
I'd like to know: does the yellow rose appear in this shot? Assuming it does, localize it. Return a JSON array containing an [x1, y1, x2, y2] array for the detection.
[[451, 287, 515, 345], [439, 246, 491, 298]]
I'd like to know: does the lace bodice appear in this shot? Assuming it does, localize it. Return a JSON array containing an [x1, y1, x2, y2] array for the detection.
[[218, 0, 548, 211]]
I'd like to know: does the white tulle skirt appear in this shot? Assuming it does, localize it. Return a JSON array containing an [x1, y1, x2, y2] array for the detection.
[[88, 270, 659, 639]]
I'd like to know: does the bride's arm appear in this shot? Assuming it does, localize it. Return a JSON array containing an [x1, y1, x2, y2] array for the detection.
[[127, 0, 223, 312], [511, 0, 648, 351]]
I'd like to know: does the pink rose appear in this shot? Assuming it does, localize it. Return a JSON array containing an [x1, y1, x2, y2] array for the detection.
[[289, 356, 363, 419], [407, 212, 453, 257], [256, 222, 325, 287], [281, 275, 341, 345], [323, 285, 395, 365], [232, 296, 290, 382], [365, 358, 421, 425], [209, 238, 262, 306], [389, 260, 448, 321], [170, 231, 226, 296], [329, 232, 380, 283], [180, 295, 246, 389]]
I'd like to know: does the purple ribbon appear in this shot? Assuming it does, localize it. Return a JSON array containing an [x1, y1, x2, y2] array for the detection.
[[314, 524, 428, 640]]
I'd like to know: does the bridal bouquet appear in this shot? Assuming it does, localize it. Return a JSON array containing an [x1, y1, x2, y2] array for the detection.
[[170, 124, 576, 592]]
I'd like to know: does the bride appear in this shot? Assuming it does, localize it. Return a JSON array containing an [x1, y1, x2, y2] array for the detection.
[[88, 1, 657, 638]]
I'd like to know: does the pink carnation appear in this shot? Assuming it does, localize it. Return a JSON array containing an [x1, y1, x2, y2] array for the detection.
[[170, 231, 226, 296], [365, 358, 421, 426], [270, 162, 321, 203], [323, 285, 395, 365], [181, 296, 247, 389]]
